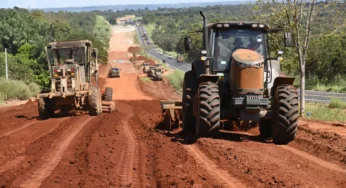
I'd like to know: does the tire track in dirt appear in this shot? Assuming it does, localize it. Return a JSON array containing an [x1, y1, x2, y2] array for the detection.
[[183, 145, 246, 188], [11, 116, 94, 188], [0, 117, 70, 176], [279, 145, 346, 173], [153, 81, 167, 99], [115, 112, 141, 187], [0, 156, 25, 175], [0, 121, 38, 138], [231, 131, 346, 173]]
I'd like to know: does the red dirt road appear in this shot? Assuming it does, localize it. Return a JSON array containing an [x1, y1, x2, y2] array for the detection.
[[0, 25, 345, 188]]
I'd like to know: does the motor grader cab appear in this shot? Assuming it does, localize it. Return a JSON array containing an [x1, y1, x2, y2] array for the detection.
[[37, 40, 115, 120], [142, 62, 151, 73], [160, 11, 298, 145]]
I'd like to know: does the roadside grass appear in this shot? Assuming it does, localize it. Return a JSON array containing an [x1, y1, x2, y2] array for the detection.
[[166, 70, 185, 93], [0, 77, 41, 101], [293, 76, 346, 93], [304, 99, 346, 121], [139, 77, 152, 82], [0, 92, 5, 104], [134, 32, 140, 45], [93, 15, 112, 47], [328, 98, 346, 109]]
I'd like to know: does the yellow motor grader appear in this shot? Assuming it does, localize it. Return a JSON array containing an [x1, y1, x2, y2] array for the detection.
[[37, 40, 115, 120]]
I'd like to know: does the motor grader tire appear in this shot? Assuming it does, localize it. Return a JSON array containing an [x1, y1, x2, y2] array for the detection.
[[104, 87, 113, 101], [196, 81, 220, 138], [89, 86, 102, 116], [259, 119, 272, 140], [182, 70, 198, 133], [38, 98, 54, 120], [272, 84, 299, 144]]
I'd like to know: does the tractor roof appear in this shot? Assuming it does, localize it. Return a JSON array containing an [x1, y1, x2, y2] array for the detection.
[[47, 40, 93, 49], [207, 22, 283, 33]]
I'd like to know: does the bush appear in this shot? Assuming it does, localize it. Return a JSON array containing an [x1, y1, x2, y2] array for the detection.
[[0, 77, 40, 101], [0, 92, 5, 104], [328, 98, 346, 109]]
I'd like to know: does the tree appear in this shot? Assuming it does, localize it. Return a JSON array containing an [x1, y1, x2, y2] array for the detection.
[[128, 46, 141, 59], [257, 0, 345, 117]]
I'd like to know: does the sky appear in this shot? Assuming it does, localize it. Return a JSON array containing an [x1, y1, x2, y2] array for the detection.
[[0, 0, 242, 9]]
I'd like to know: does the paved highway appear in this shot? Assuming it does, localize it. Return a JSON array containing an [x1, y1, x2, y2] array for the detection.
[[135, 24, 346, 103], [136, 25, 191, 71]]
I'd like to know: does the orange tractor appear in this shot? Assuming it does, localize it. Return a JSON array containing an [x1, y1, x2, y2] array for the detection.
[[160, 11, 298, 145]]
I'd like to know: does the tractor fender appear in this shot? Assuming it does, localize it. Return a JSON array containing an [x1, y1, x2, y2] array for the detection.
[[270, 76, 296, 97], [192, 59, 205, 77], [192, 59, 219, 84]]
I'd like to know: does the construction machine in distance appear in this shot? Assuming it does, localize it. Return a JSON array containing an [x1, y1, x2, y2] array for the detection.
[[108, 67, 121, 78], [37, 40, 115, 120], [142, 62, 151, 73], [148, 65, 164, 81], [160, 11, 298, 145]]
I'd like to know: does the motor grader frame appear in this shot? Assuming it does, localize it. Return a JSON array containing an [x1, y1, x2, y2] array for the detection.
[[160, 11, 298, 145], [36, 40, 115, 120]]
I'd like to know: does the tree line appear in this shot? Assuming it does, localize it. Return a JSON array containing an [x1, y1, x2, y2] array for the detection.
[[107, 2, 346, 88], [0, 7, 111, 89]]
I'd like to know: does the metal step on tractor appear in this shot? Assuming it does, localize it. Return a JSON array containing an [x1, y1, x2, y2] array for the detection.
[[36, 40, 115, 120], [160, 11, 299, 145]]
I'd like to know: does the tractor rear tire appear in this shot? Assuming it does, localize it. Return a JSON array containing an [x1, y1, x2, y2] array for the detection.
[[104, 87, 113, 101], [38, 98, 54, 120], [259, 119, 272, 139], [196, 81, 220, 138], [272, 84, 299, 144], [182, 70, 198, 133], [89, 86, 102, 116]]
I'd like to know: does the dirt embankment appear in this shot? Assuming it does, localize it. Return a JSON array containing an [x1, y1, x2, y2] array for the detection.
[[0, 24, 345, 188]]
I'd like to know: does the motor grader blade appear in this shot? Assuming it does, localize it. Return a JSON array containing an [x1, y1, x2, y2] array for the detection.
[[102, 101, 115, 113], [160, 100, 182, 131]]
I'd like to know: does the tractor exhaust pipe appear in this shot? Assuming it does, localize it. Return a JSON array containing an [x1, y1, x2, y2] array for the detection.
[[200, 10, 210, 75]]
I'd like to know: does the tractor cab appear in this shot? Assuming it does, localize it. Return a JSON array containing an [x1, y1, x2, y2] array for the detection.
[[209, 23, 268, 74]]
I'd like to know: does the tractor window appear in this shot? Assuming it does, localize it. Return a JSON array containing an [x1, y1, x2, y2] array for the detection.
[[212, 29, 266, 72], [52, 47, 86, 65]]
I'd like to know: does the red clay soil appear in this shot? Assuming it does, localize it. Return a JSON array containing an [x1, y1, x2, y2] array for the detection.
[[1, 25, 346, 188]]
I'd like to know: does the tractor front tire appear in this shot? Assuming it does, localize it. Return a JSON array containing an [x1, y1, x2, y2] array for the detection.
[[104, 87, 113, 101], [272, 84, 299, 144], [89, 87, 102, 116], [38, 98, 54, 120], [196, 81, 220, 138], [182, 70, 198, 133]]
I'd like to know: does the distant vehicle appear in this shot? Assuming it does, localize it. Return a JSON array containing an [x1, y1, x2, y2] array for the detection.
[[142, 62, 151, 73], [168, 56, 173, 59], [177, 55, 184, 63], [108, 67, 120, 78]]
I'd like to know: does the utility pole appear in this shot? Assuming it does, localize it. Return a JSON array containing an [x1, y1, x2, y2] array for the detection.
[[5, 48, 8, 80]]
